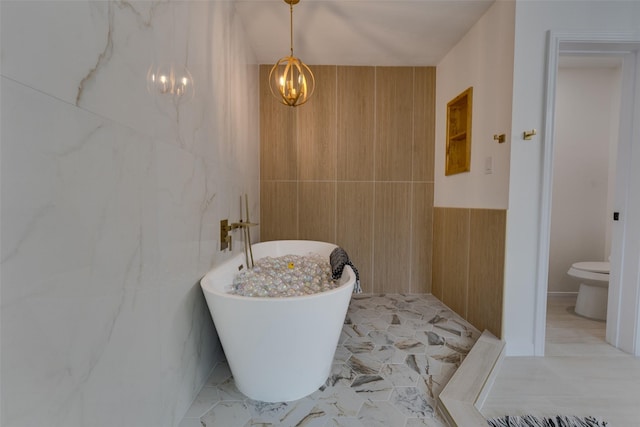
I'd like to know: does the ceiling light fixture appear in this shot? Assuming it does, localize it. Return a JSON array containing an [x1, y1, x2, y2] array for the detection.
[[269, 0, 315, 107], [147, 63, 194, 104]]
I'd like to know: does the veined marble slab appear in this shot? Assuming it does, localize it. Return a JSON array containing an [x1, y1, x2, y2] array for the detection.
[[1, 1, 260, 426]]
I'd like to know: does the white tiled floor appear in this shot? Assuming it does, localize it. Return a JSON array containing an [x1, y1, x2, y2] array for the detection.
[[482, 294, 640, 426], [179, 294, 481, 427]]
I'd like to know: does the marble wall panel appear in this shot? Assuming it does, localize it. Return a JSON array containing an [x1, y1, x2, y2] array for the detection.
[[1, 2, 259, 426]]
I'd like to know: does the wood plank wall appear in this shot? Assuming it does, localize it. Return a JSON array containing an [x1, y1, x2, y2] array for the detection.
[[432, 207, 505, 338], [260, 65, 435, 294], [260, 65, 505, 338]]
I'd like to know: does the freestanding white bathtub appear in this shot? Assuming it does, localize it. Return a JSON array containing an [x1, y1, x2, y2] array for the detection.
[[200, 240, 356, 402]]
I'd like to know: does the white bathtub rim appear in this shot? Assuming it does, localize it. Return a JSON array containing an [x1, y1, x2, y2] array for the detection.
[[202, 269, 355, 302], [201, 240, 356, 301]]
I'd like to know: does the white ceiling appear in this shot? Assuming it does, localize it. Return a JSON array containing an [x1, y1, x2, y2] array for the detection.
[[234, 0, 496, 66]]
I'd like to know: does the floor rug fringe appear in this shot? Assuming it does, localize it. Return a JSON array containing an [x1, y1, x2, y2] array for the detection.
[[487, 415, 608, 427]]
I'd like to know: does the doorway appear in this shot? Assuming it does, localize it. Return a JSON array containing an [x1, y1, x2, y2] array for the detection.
[[545, 55, 622, 353], [535, 32, 640, 356]]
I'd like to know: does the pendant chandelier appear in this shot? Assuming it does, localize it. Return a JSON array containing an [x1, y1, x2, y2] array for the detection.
[[269, 0, 315, 107], [146, 63, 194, 105]]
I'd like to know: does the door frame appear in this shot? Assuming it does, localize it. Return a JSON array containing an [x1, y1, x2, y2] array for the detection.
[[534, 31, 640, 356]]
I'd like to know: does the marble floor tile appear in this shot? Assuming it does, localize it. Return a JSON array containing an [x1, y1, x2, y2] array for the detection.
[[201, 401, 252, 426], [351, 375, 394, 401], [356, 401, 407, 427], [183, 294, 481, 427], [369, 345, 398, 364], [380, 363, 420, 387], [390, 386, 435, 418], [313, 386, 365, 417], [346, 353, 383, 376], [182, 386, 220, 418]]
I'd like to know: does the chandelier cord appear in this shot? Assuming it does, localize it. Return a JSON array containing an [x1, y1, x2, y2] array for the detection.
[[289, 2, 294, 56]]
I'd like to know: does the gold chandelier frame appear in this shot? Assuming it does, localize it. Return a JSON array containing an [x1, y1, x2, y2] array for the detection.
[[268, 0, 315, 107]]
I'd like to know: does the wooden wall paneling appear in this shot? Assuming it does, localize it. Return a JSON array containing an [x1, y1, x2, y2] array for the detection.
[[441, 208, 470, 318], [431, 207, 445, 300], [337, 182, 374, 293], [410, 183, 434, 293], [261, 64, 438, 298], [375, 67, 414, 182], [373, 183, 412, 293], [297, 65, 337, 181], [337, 66, 375, 181], [467, 209, 506, 338], [260, 65, 297, 181], [260, 180, 298, 241], [413, 67, 436, 182], [298, 181, 336, 243]]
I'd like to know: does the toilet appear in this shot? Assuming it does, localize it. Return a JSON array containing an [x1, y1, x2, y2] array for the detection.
[[567, 261, 610, 320]]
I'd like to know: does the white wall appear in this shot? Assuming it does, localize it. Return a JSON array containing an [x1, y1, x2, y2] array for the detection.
[[435, 0, 515, 209], [0, 2, 259, 426], [504, 0, 640, 355], [548, 64, 621, 293]]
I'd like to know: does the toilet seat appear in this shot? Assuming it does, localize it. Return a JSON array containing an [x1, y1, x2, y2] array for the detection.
[[568, 261, 609, 282], [571, 261, 610, 274]]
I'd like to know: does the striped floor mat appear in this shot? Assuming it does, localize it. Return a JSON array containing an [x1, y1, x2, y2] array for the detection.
[[487, 415, 608, 427]]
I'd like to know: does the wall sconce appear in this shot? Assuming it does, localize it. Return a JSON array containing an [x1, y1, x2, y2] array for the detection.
[[268, 0, 315, 107], [147, 63, 194, 104], [493, 133, 506, 143]]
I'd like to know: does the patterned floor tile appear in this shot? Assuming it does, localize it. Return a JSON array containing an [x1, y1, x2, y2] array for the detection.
[[314, 385, 365, 417], [369, 345, 398, 364], [390, 386, 435, 418], [325, 416, 367, 427], [201, 401, 251, 426], [182, 386, 220, 418], [325, 363, 357, 388], [181, 294, 480, 427], [381, 363, 421, 387], [356, 400, 407, 427], [351, 375, 394, 401], [345, 353, 382, 375]]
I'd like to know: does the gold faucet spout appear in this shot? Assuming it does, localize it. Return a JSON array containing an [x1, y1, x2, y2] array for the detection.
[[229, 221, 258, 230]]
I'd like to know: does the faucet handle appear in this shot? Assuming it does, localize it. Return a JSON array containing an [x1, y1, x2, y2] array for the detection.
[[229, 221, 259, 229]]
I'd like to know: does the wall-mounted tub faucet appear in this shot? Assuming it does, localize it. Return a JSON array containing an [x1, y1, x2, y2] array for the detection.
[[220, 220, 257, 250], [220, 195, 258, 268]]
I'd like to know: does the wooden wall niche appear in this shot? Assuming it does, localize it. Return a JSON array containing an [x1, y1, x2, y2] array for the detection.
[[445, 87, 473, 175]]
